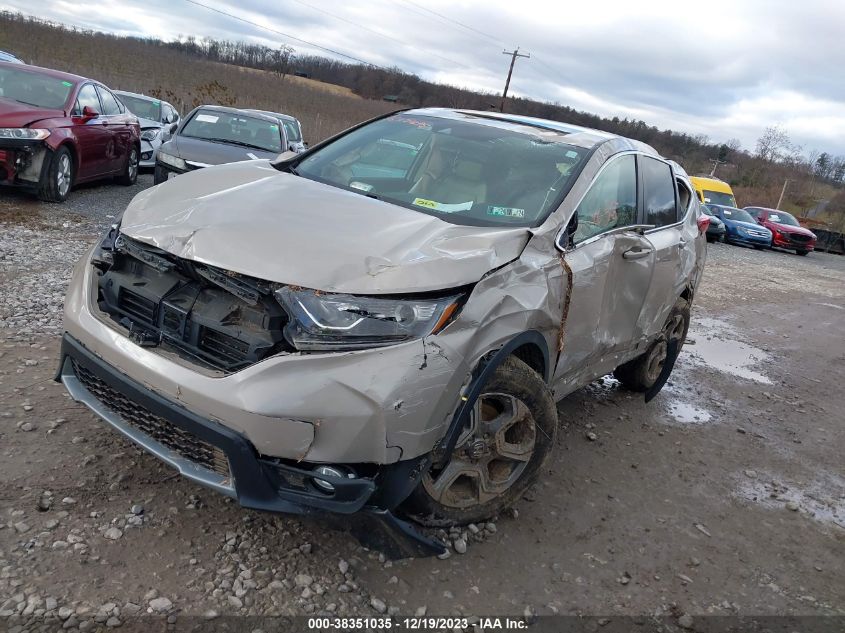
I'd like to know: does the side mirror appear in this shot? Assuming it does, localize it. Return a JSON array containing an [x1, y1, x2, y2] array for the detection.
[[81, 105, 99, 120], [169, 122, 178, 135]]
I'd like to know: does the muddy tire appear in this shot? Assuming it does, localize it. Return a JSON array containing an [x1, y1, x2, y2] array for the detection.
[[36, 146, 73, 203], [403, 356, 558, 527], [614, 297, 690, 392], [116, 145, 139, 186]]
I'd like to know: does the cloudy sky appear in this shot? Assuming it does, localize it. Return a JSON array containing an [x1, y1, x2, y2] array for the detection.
[[5, 0, 844, 155]]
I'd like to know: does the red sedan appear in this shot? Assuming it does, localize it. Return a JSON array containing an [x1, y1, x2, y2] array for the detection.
[[0, 61, 140, 202], [744, 206, 817, 256]]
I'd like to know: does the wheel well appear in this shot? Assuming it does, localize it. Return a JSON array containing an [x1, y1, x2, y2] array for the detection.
[[680, 285, 693, 304], [511, 343, 546, 380]]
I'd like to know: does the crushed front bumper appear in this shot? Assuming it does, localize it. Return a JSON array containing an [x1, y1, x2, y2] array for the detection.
[[57, 333, 446, 558], [0, 138, 47, 186], [772, 233, 814, 251]]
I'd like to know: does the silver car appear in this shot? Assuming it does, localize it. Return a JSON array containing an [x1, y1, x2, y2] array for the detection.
[[58, 109, 706, 557], [247, 109, 306, 153], [114, 90, 180, 168]]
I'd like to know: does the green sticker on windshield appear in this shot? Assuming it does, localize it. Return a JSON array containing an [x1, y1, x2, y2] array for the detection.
[[61, 81, 72, 87], [488, 206, 525, 219]]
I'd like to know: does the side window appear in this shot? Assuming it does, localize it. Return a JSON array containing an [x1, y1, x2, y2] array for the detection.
[[75, 84, 101, 114], [641, 156, 677, 227], [573, 154, 637, 243], [96, 86, 121, 116]]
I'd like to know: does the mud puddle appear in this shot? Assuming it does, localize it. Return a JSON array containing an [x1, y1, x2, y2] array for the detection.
[[686, 317, 772, 383], [734, 472, 845, 530]]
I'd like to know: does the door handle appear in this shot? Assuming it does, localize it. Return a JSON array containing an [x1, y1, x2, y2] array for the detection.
[[678, 238, 688, 249], [622, 247, 653, 260]]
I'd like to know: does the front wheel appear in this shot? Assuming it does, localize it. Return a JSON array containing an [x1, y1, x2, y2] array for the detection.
[[37, 146, 73, 203], [402, 356, 558, 527], [153, 164, 169, 185], [796, 249, 809, 256], [614, 297, 690, 392], [116, 145, 139, 185]]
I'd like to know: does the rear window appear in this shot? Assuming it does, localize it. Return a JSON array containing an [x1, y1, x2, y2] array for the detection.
[[0, 66, 74, 109], [293, 113, 589, 227]]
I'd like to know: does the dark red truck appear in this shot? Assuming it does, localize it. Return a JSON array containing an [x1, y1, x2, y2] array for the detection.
[[0, 61, 140, 202]]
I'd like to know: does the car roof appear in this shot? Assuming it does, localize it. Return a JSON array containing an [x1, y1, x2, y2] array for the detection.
[[0, 50, 23, 63], [114, 89, 165, 103], [246, 109, 300, 124], [189, 104, 281, 123], [404, 107, 659, 154], [0, 60, 87, 84]]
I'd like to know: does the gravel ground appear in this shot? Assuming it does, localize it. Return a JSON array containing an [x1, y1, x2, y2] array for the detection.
[[1, 180, 844, 630]]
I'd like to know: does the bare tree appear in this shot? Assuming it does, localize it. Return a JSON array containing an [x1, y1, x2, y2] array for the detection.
[[755, 125, 791, 162]]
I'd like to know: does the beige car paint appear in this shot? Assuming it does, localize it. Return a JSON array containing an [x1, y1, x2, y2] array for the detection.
[[62, 109, 705, 468]]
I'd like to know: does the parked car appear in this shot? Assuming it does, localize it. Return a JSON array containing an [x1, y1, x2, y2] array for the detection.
[[706, 204, 771, 249], [246, 109, 306, 153], [154, 105, 288, 184], [690, 175, 737, 207], [0, 50, 24, 64], [58, 109, 707, 556], [701, 205, 726, 242], [0, 61, 140, 202], [114, 90, 179, 168], [744, 206, 816, 256]]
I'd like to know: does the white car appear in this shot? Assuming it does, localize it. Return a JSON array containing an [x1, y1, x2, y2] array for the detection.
[[114, 90, 180, 168]]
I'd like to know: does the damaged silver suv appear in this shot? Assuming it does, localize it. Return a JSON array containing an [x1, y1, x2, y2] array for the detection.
[[58, 109, 706, 556]]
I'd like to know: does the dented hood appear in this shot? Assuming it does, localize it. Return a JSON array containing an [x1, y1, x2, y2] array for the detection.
[[120, 160, 530, 294]]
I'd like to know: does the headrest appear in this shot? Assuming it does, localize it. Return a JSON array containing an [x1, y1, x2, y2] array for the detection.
[[452, 160, 483, 181]]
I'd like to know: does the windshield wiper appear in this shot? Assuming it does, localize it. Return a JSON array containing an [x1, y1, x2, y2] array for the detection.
[[202, 137, 273, 152]]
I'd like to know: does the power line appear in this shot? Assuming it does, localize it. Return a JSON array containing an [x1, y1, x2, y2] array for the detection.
[[288, 0, 472, 69], [181, 0, 387, 69], [395, 0, 508, 47]]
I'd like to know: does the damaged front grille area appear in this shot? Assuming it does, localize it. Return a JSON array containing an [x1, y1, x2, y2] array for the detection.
[[71, 359, 231, 477], [96, 235, 292, 372]]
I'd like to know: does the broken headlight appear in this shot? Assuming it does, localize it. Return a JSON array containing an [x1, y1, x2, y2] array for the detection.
[[275, 287, 461, 351]]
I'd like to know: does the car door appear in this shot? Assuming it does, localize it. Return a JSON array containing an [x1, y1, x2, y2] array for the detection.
[[70, 83, 110, 179], [637, 156, 686, 338], [95, 85, 129, 174], [553, 152, 656, 389]]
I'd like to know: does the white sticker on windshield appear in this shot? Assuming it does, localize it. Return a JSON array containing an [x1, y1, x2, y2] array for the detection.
[[487, 205, 525, 219], [247, 152, 259, 160], [412, 198, 473, 213], [565, 150, 578, 158], [195, 114, 219, 123], [350, 181, 374, 192]]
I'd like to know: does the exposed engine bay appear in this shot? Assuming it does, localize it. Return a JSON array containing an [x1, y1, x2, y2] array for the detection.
[[93, 230, 292, 372]]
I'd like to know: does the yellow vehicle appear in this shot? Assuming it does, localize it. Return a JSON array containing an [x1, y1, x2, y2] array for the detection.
[[689, 176, 737, 207]]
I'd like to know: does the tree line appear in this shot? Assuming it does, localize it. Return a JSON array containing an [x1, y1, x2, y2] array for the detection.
[[1, 10, 843, 225]]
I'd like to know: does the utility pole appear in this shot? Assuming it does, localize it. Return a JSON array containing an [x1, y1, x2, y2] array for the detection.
[[775, 179, 790, 210], [499, 48, 530, 112], [708, 158, 726, 177]]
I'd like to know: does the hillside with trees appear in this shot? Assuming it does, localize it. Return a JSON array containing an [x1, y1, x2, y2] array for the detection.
[[1, 11, 843, 226]]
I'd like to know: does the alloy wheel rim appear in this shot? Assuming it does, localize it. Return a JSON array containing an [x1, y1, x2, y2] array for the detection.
[[128, 149, 138, 180], [422, 393, 536, 509], [645, 313, 686, 384], [57, 154, 71, 196]]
